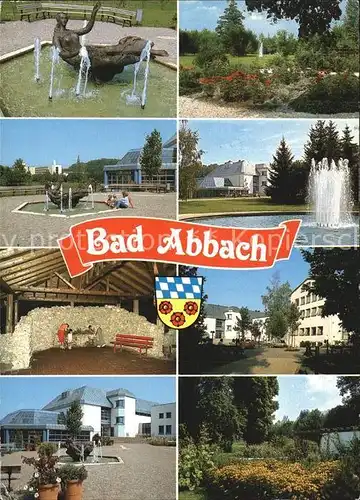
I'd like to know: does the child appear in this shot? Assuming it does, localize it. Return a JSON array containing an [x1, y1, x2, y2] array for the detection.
[[57, 323, 69, 349], [115, 191, 134, 209], [67, 329, 73, 350]]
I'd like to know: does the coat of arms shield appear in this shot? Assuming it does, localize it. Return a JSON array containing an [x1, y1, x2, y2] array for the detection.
[[155, 276, 203, 329]]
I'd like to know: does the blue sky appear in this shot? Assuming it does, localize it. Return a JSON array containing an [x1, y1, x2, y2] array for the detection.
[[199, 248, 308, 311], [0, 376, 176, 420], [180, 0, 347, 34], [275, 376, 342, 421], [189, 119, 359, 165], [0, 119, 176, 167]]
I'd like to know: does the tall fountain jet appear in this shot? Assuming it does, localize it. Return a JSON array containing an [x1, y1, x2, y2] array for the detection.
[[34, 37, 41, 82], [126, 40, 152, 109], [308, 158, 353, 228], [259, 41, 263, 58], [49, 46, 60, 100]]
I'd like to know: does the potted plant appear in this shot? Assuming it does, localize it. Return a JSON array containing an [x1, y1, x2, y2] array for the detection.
[[22, 443, 61, 500], [58, 464, 88, 500]]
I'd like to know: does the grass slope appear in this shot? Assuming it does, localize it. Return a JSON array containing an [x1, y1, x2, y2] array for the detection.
[[1, 0, 176, 27], [180, 198, 308, 215]]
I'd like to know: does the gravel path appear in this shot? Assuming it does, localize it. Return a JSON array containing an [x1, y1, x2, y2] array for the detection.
[[0, 192, 176, 247], [0, 20, 177, 64], [179, 95, 360, 119], [1, 444, 176, 500]]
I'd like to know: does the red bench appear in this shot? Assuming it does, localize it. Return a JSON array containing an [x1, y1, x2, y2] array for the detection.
[[112, 334, 154, 355]]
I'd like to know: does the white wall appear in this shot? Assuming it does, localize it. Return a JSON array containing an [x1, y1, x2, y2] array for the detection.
[[81, 404, 101, 437], [151, 403, 176, 438], [204, 317, 216, 339], [224, 310, 241, 340], [320, 430, 360, 455]]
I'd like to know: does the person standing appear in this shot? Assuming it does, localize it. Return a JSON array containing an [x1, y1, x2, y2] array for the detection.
[[57, 323, 69, 349]]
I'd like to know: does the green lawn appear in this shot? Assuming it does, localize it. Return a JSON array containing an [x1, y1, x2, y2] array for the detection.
[[180, 198, 308, 215], [0, 0, 176, 27], [180, 53, 277, 69], [179, 489, 208, 500]]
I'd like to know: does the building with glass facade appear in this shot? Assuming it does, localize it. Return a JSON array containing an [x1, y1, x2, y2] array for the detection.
[[103, 134, 177, 190], [0, 386, 175, 445]]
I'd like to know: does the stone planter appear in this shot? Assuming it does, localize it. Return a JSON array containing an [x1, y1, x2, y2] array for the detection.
[[38, 483, 59, 500], [65, 480, 83, 500]]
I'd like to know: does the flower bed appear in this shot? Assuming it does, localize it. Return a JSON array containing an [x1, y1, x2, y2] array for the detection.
[[205, 460, 340, 500]]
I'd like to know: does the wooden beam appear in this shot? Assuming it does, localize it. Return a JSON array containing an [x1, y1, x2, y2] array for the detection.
[[4, 255, 65, 284], [19, 294, 121, 305], [0, 277, 14, 294], [14, 300, 19, 325], [16, 286, 141, 297], [6, 294, 14, 334], [0, 249, 58, 271], [83, 262, 125, 291], [133, 299, 139, 314], [8, 262, 66, 288], [54, 272, 76, 290]]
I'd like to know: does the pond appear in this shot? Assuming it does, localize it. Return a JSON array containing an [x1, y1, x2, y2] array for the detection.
[[194, 213, 359, 247], [15, 200, 112, 218], [0, 46, 176, 117]]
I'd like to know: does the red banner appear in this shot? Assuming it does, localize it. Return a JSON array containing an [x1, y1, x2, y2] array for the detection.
[[58, 217, 301, 278]]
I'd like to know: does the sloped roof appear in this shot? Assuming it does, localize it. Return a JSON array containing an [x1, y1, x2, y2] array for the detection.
[[43, 386, 112, 410], [0, 410, 60, 426], [136, 398, 159, 415], [106, 388, 136, 399], [204, 161, 244, 177], [197, 177, 225, 189], [204, 303, 266, 321]]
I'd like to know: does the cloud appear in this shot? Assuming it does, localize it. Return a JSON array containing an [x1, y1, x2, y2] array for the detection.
[[305, 376, 342, 412], [248, 12, 266, 21]]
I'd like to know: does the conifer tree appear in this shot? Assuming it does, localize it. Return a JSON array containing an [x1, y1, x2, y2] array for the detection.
[[341, 125, 359, 203], [140, 129, 162, 183], [216, 0, 245, 37], [266, 138, 294, 203]]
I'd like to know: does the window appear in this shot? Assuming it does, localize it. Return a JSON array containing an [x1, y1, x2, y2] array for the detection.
[[227, 314, 232, 320], [311, 327, 317, 336], [166, 412, 172, 419], [226, 325, 232, 331], [165, 425, 172, 435], [159, 413, 164, 419], [295, 299, 299, 306], [116, 416, 124, 425], [311, 308, 317, 317], [305, 327, 310, 336], [306, 295, 310, 304], [317, 306, 323, 315], [261, 181, 267, 186], [300, 328, 304, 336], [300, 310, 305, 319], [318, 326, 323, 336], [300, 297, 305, 305], [158, 425, 164, 435], [305, 309, 310, 317], [116, 399, 124, 408]]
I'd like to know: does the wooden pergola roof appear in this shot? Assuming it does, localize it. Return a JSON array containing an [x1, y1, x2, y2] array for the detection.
[[0, 249, 174, 304]]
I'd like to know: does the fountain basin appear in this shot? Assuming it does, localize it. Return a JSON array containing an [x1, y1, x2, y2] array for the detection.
[[13, 200, 113, 218], [0, 44, 176, 117], [58, 455, 122, 465], [186, 212, 359, 247]]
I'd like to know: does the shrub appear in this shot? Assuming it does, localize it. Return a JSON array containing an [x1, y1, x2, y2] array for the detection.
[[101, 436, 114, 446], [37, 442, 56, 458], [147, 437, 176, 446], [58, 464, 88, 484], [179, 68, 202, 95], [179, 439, 216, 491], [290, 74, 359, 114], [206, 460, 339, 500]]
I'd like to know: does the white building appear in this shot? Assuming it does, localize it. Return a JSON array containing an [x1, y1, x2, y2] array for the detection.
[[27, 160, 63, 176], [198, 160, 270, 195], [286, 279, 350, 347], [320, 428, 360, 455], [151, 403, 176, 438], [204, 304, 268, 342]]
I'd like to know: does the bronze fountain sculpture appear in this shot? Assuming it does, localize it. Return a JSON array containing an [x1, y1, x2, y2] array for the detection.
[[52, 1, 169, 83], [46, 183, 88, 209]]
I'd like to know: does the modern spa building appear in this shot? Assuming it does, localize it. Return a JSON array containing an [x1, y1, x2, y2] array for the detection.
[[197, 160, 270, 196], [0, 386, 176, 445], [103, 134, 177, 190], [27, 160, 63, 176], [285, 279, 350, 347], [203, 304, 268, 342]]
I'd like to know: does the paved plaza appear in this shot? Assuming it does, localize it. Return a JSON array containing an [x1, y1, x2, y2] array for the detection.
[[1, 443, 176, 500], [0, 192, 176, 247]]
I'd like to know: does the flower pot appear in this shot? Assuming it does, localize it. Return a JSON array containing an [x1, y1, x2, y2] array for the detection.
[[38, 483, 59, 500], [65, 480, 83, 500]]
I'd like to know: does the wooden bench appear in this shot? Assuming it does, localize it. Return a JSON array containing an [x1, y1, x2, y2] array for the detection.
[[112, 334, 153, 355], [41, 2, 94, 20], [16, 2, 46, 21], [1, 465, 21, 491], [99, 6, 142, 26]]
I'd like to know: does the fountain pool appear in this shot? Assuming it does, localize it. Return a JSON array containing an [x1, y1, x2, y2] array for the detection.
[[58, 455, 122, 465], [0, 45, 176, 117], [13, 200, 113, 218], [191, 212, 359, 247]]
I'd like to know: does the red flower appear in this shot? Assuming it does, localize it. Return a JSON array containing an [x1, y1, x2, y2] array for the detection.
[[159, 301, 173, 315], [170, 312, 186, 328], [184, 301, 198, 316], [265, 79, 271, 86]]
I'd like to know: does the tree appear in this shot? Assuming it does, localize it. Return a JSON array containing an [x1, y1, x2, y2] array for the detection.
[[57, 412, 66, 425], [268, 417, 295, 441], [178, 266, 208, 374], [65, 401, 83, 439], [245, 0, 342, 38], [323, 404, 359, 429], [293, 409, 325, 441], [250, 321, 262, 343], [234, 307, 252, 340], [197, 377, 243, 451], [288, 302, 301, 348], [266, 138, 295, 203], [337, 376, 360, 413], [303, 120, 342, 171], [343, 0, 359, 41], [341, 125, 359, 204], [216, 0, 245, 38], [262, 273, 294, 341], [194, 30, 228, 68], [140, 129, 162, 183], [233, 377, 279, 444], [274, 30, 298, 56], [301, 248, 360, 335], [179, 121, 203, 200]]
